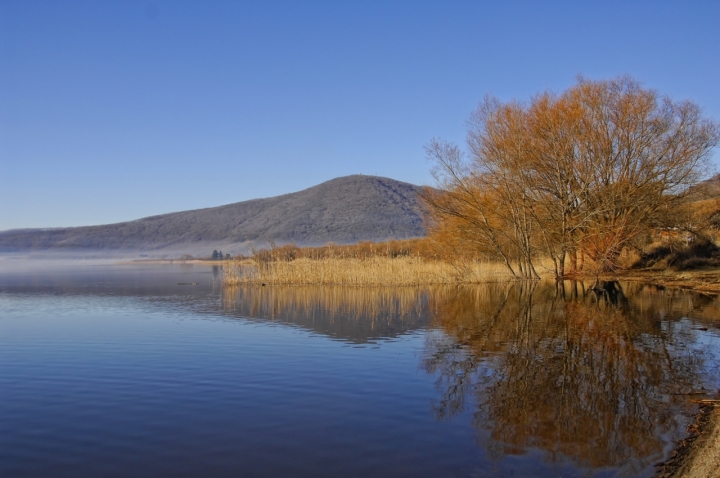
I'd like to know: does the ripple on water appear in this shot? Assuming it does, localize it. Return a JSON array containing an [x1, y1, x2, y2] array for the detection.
[[1, 265, 719, 477]]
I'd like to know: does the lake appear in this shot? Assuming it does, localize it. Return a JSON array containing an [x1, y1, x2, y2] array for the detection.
[[1, 261, 719, 477]]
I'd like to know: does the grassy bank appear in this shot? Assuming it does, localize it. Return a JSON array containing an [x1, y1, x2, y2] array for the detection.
[[222, 252, 720, 289], [222, 236, 720, 288]]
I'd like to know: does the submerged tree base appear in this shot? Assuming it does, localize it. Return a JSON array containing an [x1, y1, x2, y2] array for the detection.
[[616, 268, 720, 294]]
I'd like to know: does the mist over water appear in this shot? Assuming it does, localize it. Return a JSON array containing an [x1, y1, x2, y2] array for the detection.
[[1, 262, 719, 477]]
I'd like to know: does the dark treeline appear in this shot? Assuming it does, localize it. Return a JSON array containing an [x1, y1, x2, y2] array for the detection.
[[211, 250, 230, 260]]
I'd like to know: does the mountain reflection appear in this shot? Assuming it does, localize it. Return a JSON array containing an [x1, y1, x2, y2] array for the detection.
[[422, 281, 718, 471]]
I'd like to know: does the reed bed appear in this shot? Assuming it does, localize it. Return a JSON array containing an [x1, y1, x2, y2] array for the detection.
[[223, 256, 514, 286]]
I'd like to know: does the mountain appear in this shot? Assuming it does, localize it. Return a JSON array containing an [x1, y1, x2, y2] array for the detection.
[[0, 175, 427, 256]]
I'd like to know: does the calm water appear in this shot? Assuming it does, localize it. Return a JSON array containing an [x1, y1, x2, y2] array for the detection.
[[1, 261, 719, 477]]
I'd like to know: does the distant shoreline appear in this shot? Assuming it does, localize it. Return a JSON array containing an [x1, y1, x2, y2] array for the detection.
[[118, 259, 236, 265]]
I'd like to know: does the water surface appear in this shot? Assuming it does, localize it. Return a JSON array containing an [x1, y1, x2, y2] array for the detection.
[[1, 262, 719, 477]]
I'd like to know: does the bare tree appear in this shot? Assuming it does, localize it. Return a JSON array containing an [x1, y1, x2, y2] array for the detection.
[[423, 76, 719, 280]]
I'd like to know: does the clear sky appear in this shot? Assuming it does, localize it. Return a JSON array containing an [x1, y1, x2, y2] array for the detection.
[[1, 1, 719, 230]]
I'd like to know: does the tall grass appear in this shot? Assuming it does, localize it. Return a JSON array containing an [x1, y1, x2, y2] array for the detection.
[[223, 256, 514, 286]]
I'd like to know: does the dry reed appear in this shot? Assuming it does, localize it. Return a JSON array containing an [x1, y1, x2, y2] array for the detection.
[[223, 256, 515, 286]]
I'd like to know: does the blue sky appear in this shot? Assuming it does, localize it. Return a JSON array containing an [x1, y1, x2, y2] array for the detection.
[[1, 1, 719, 230]]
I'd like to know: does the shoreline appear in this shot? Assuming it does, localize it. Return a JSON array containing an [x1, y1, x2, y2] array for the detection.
[[117, 259, 237, 265], [592, 269, 720, 477], [615, 269, 720, 294], [655, 402, 720, 478], [122, 257, 720, 291]]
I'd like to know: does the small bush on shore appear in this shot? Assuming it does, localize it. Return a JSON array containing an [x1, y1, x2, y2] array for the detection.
[[668, 239, 720, 270], [633, 239, 720, 271]]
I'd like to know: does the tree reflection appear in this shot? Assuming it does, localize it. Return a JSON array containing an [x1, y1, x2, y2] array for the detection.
[[423, 281, 713, 470]]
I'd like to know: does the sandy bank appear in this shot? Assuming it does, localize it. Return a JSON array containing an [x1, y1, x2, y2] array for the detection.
[[657, 403, 720, 477]]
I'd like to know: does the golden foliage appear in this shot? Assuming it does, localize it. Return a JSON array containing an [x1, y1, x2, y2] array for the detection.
[[423, 76, 720, 279]]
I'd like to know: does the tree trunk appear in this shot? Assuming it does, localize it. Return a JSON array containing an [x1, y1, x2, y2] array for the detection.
[[569, 249, 578, 275], [557, 251, 566, 281]]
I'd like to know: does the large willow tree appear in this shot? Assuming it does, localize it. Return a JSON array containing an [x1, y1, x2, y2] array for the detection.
[[422, 77, 719, 280]]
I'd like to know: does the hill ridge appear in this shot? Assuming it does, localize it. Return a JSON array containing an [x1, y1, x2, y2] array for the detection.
[[0, 175, 427, 256]]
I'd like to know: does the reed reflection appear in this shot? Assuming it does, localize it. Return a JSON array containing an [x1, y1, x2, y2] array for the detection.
[[423, 281, 717, 471], [221, 285, 434, 343]]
